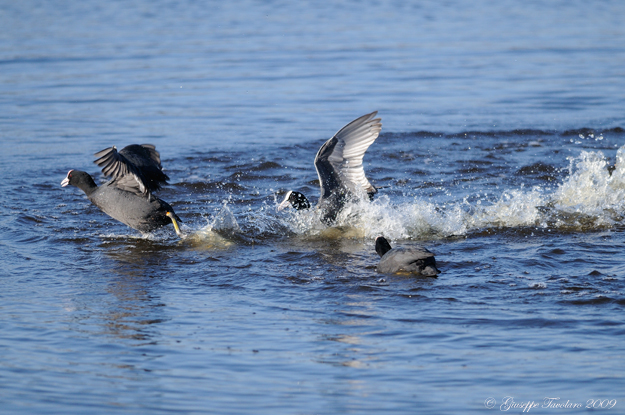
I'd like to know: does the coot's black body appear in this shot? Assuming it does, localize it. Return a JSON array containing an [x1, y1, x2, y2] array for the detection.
[[61, 144, 182, 236], [375, 236, 439, 276]]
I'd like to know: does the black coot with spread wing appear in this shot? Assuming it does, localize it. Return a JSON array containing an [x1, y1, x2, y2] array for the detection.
[[278, 111, 382, 224], [375, 236, 439, 276], [61, 144, 183, 237]]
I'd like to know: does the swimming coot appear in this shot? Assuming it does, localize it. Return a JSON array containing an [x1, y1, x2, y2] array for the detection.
[[61, 144, 183, 237], [375, 236, 439, 276], [278, 111, 382, 224]]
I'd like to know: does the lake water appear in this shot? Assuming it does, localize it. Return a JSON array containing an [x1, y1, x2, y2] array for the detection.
[[1, 1, 625, 414]]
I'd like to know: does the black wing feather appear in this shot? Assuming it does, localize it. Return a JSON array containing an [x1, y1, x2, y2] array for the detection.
[[94, 144, 170, 197]]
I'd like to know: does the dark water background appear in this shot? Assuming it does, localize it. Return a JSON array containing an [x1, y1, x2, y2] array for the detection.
[[2, 1, 625, 414]]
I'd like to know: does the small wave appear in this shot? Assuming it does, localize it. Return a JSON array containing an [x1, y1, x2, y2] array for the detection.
[[562, 296, 621, 306], [561, 127, 624, 137], [515, 162, 559, 176], [447, 129, 557, 138], [392, 127, 624, 139], [252, 161, 283, 171], [176, 181, 247, 192]]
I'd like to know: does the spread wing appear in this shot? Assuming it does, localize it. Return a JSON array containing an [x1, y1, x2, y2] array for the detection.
[[314, 111, 382, 200], [93, 144, 169, 197]]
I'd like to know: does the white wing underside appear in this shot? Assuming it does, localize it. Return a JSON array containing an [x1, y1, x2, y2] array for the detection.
[[314, 111, 382, 198]]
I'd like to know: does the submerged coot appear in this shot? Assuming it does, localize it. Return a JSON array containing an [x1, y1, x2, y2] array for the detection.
[[61, 144, 183, 237], [375, 236, 439, 276], [278, 111, 382, 224]]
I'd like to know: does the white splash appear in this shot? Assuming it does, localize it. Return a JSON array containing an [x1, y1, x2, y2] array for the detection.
[[336, 195, 467, 240], [179, 203, 240, 249], [266, 145, 625, 240], [550, 148, 625, 227], [468, 187, 545, 230]]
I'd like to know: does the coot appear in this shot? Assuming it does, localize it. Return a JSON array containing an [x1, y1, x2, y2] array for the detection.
[[61, 144, 183, 237], [278, 112, 382, 224], [375, 236, 439, 276]]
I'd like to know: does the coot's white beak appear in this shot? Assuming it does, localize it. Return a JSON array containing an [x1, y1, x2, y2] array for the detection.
[[277, 191, 292, 211], [61, 170, 72, 187]]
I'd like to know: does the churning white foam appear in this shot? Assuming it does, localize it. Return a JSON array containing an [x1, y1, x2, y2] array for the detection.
[[169, 203, 241, 249], [467, 187, 545, 231], [269, 145, 625, 240], [552, 148, 625, 219]]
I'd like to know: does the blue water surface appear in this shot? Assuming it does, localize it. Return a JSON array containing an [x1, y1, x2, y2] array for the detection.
[[1, 1, 625, 414]]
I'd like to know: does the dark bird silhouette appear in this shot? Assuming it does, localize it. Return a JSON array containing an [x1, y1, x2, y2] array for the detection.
[[375, 236, 439, 276], [279, 111, 382, 224], [61, 144, 183, 237]]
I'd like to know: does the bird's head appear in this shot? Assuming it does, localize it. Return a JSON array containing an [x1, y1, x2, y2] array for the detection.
[[375, 236, 393, 257], [61, 170, 97, 194], [278, 191, 311, 211]]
